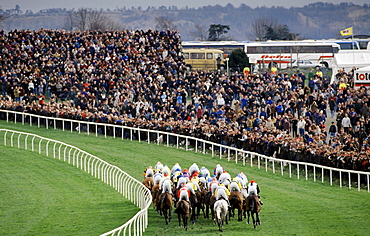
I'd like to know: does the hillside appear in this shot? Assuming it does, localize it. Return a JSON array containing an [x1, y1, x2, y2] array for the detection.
[[2, 2, 370, 40]]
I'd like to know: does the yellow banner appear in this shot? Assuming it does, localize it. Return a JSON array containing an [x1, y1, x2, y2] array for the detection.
[[340, 27, 353, 36]]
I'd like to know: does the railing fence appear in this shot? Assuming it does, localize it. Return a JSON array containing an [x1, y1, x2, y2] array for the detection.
[[1, 109, 369, 192], [0, 128, 152, 236]]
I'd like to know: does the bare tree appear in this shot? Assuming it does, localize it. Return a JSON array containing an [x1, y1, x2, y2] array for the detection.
[[155, 16, 177, 30], [75, 8, 89, 31], [63, 8, 124, 31], [250, 18, 277, 41], [63, 11, 75, 31], [89, 11, 123, 31], [0, 7, 6, 24], [189, 23, 208, 41]]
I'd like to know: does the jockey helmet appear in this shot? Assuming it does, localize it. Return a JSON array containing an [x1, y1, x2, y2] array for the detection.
[[250, 180, 255, 183], [164, 174, 168, 177]]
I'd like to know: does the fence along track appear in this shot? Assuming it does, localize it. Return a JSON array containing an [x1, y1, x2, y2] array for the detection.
[[0, 128, 152, 236], [1, 109, 370, 193]]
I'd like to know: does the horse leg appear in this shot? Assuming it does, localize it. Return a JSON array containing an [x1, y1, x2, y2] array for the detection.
[[243, 204, 247, 219], [178, 213, 181, 228], [163, 209, 168, 225], [238, 207, 242, 221], [251, 212, 256, 229], [197, 203, 202, 218], [256, 212, 260, 225], [183, 215, 188, 231], [191, 205, 196, 223], [218, 218, 222, 232], [246, 211, 250, 224], [205, 204, 209, 219]]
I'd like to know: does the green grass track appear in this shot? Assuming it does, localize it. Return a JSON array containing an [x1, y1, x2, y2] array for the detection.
[[1, 120, 370, 235]]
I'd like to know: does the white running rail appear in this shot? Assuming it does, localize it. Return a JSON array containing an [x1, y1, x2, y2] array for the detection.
[[1, 109, 369, 192], [0, 128, 152, 236]]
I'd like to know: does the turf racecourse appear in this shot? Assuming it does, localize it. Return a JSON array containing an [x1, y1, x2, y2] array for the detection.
[[1, 120, 370, 236]]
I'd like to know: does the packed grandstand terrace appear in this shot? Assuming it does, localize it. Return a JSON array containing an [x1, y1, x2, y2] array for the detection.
[[0, 28, 369, 172]]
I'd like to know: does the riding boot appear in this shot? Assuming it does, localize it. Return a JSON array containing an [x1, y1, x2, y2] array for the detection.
[[258, 195, 263, 205]]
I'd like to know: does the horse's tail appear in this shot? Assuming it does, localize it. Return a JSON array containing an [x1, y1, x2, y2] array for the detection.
[[175, 200, 184, 214], [158, 192, 165, 207], [190, 192, 198, 205], [248, 196, 255, 212], [216, 205, 221, 221]]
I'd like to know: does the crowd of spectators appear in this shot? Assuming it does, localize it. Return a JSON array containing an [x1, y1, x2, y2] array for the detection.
[[0, 29, 369, 173]]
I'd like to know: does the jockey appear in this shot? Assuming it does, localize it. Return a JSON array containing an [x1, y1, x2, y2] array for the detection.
[[199, 176, 208, 190], [214, 164, 224, 177], [153, 172, 163, 185], [219, 171, 231, 185], [171, 162, 182, 175], [177, 176, 188, 188], [172, 168, 182, 185], [237, 171, 248, 188], [182, 169, 190, 181], [143, 166, 154, 178], [159, 174, 173, 194], [190, 173, 201, 192], [229, 178, 242, 192], [208, 176, 219, 193], [189, 163, 200, 176], [214, 184, 231, 207], [162, 165, 171, 176], [186, 182, 196, 196], [155, 161, 164, 173], [199, 166, 210, 179], [177, 183, 190, 202], [247, 180, 263, 205]]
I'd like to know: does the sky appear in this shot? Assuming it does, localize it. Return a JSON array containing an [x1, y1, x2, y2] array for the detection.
[[1, 0, 369, 12]]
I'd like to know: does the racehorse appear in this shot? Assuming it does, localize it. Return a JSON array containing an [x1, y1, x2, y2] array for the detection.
[[240, 188, 249, 219], [189, 191, 198, 222], [194, 188, 205, 219], [174, 200, 190, 230], [151, 184, 160, 209], [213, 199, 229, 232], [199, 187, 209, 218], [158, 192, 173, 224], [246, 193, 261, 228], [204, 191, 216, 219], [142, 176, 154, 191], [229, 190, 244, 221]]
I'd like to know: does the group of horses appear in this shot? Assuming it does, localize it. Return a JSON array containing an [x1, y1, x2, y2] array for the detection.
[[142, 163, 262, 232]]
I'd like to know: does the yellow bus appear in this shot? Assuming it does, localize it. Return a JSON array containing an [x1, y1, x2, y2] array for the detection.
[[182, 48, 224, 71]]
